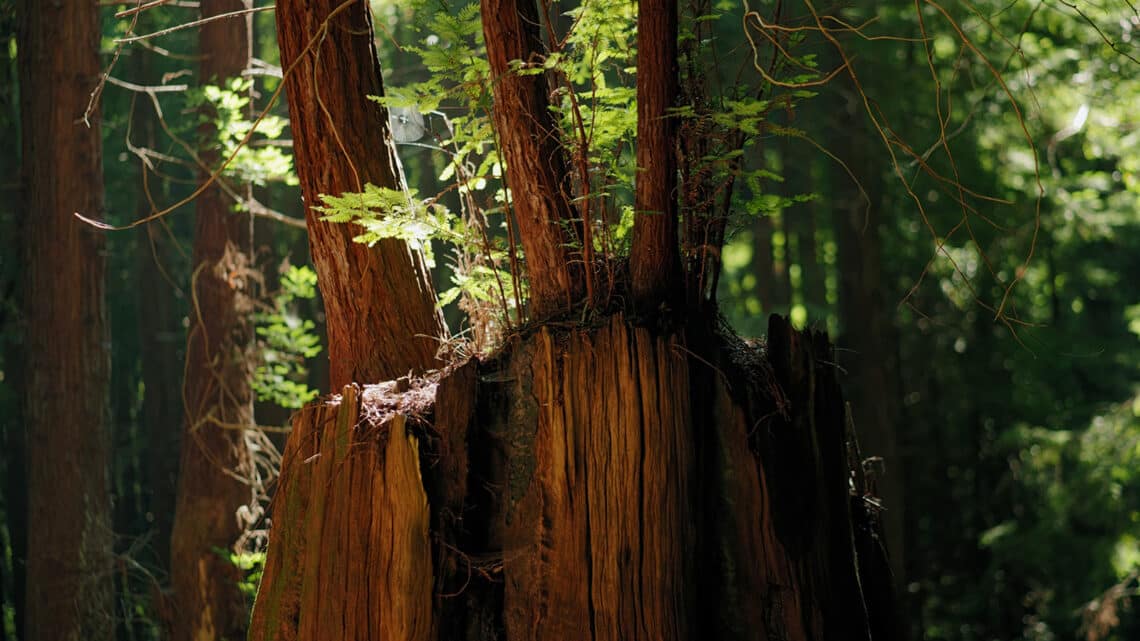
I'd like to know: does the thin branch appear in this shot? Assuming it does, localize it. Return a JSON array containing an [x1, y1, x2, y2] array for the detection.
[[106, 76, 190, 93], [77, 0, 363, 231], [246, 199, 308, 229], [114, 0, 184, 19], [114, 6, 274, 44]]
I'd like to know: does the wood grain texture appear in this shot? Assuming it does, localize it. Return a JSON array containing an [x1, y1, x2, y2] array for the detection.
[[251, 316, 894, 640], [500, 322, 696, 640], [249, 386, 433, 641], [275, 0, 446, 387]]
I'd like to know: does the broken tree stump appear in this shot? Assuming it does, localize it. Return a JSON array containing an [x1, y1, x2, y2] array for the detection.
[[249, 315, 895, 641]]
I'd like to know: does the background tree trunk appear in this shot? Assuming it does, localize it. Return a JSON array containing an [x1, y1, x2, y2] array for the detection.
[[830, 84, 907, 598], [780, 137, 827, 315], [17, 1, 114, 640], [132, 44, 184, 577], [137, 224, 183, 571], [169, 3, 256, 639], [753, 214, 791, 315], [250, 316, 895, 641], [275, 0, 447, 387]]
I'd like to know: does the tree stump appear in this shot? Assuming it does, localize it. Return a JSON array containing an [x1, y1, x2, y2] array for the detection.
[[249, 315, 895, 641]]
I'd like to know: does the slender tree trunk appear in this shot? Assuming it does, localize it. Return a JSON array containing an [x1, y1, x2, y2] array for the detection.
[[17, 1, 114, 640], [169, 3, 256, 639], [630, 0, 681, 311], [128, 47, 184, 574], [250, 316, 894, 641], [795, 209, 827, 312], [275, 0, 447, 387], [781, 138, 827, 313], [137, 222, 183, 570], [830, 84, 906, 598], [481, 0, 584, 318], [754, 214, 791, 314]]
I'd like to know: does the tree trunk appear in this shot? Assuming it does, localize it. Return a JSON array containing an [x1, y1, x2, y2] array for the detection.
[[169, 3, 256, 639], [17, 1, 114, 639], [250, 315, 895, 641], [481, 0, 585, 318], [830, 84, 906, 598], [753, 214, 791, 314], [781, 137, 827, 314], [137, 222, 183, 570], [630, 0, 681, 311], [274, 0, 447, 387]]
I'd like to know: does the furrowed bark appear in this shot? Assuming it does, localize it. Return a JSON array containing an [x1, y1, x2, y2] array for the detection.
[[169, 2, 257, 640], [250, 316, 895, 640], [18, 1, 114, 639], [481, 0, 584, 319], [630, 0, 682, 312], [275, 0, 447, 387]]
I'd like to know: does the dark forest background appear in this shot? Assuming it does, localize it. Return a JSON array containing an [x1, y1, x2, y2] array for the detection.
[[2, 0, 1140, 639]]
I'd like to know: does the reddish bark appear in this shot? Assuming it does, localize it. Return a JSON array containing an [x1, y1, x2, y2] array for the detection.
[[481, 0, 585, 319], [169, 3, 257, 640], [249, 7, 898, 641], [630, 0, 682, 312], [249, 317, 895, 640], [18, 1, 114, 639], [275, 0, 447, 387]]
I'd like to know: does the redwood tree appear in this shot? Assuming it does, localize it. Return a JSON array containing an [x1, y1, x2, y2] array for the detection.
[[274, 0, 447, 388], [481, 0, 585, 317], [830, 80, 907, 595], [630, 0, 682, 311], [169, 3, 257, 639], [251, 1, 895, 639], [18, 1, 114, 640]]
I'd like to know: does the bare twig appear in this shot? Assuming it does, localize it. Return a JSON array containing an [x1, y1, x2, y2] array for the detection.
[[77, 0, 364, 231], [106, 76, 190, 93], [114, 6, 274, 44]]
